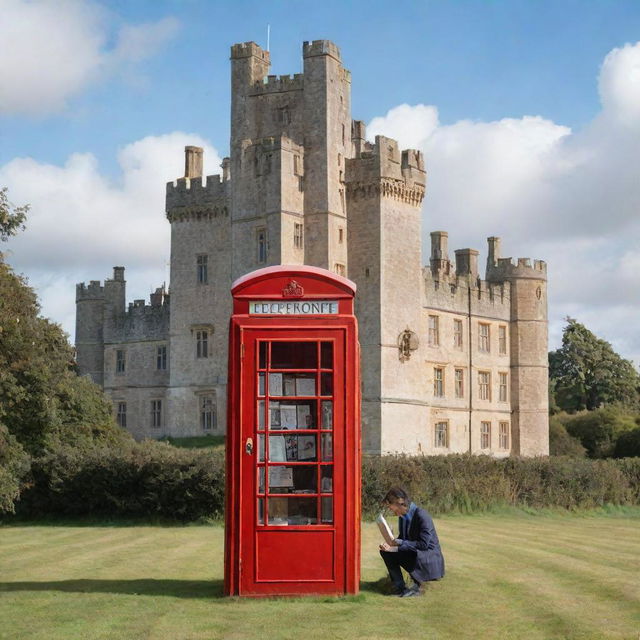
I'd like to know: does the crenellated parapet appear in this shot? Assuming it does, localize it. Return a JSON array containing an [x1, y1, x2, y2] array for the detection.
[[107, 288, 170, 343], [230, 41, 269, 61], [76, 280, 104, 301], [488, 257, 547, 281], [166, 175, 230, 223], [303, 40, 341, 61], [250, 73, 304, 95], [345, 134, 426, 206], [485, 237, 547, 282]]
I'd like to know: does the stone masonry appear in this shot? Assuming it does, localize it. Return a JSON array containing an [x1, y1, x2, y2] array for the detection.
[[76, 39, 549, 455]]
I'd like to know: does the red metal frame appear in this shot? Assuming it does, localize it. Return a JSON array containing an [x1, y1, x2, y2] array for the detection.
[[224, 266, 361, 597]]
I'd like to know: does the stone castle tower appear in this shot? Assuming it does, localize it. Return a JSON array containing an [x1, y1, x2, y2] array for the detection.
[[76, 39, 549, 456]]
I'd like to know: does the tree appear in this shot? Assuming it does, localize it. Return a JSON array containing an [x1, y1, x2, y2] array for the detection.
[[0, 423, 30, 513], [549, 318, 640, 412], [564, 407, 637, 458], [0, 188, 130, 456], [0, 258, 129, 455], [0, 187, 28, 242]]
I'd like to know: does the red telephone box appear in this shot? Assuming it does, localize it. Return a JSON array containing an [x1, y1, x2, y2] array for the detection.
[[224, 265, 361, 597]]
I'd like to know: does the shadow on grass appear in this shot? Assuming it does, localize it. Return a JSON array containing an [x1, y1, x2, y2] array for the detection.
[[0, 579, 225, 599], [0, 579, 390, 600]]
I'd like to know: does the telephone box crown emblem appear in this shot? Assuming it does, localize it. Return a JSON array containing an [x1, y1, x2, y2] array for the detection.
[[282, 280, 304, 298]]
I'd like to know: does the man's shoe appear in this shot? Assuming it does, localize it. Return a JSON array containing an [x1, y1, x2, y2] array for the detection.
[[400, 586, 423, 597]]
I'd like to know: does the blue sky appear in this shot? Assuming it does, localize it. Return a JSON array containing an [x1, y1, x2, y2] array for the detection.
[[2, 0, 640, 364]]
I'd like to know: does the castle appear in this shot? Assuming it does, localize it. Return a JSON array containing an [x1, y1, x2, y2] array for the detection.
[[76, 40, 549, 456]]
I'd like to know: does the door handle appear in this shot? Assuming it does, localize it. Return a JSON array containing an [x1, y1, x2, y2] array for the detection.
[[245, 437, 254, 455]]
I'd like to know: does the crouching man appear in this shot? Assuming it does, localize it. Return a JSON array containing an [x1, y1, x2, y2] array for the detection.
[[379, 486, 445, 597]]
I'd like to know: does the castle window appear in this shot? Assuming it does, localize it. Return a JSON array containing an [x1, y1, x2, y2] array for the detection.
[[338, 227, 344, 244], [200, 396, 216, 431], [428, 315, 439, 347], [479, 323, 490, 352], [499, 372, 509, 402], [434, 422, 448, 448], [499, 422, 510, 449], [157, 345, 167, 370], [342, 124, 345, 145], [453, 319, 463, 349], [151, 400, 162, 429], [334, 263, 345, 277], [197, 255, 208, 284], [116, 349, 125, 374], [455, 368, 464, 398], [294, 223, 303, 249], [499, 325, 507, 355], [277, 105, 291, 125], [116, 402, 127, 428], [293, 154, 302, 176], [433, 367, 444, 397], [196, 330, 209, 359], [481, 421, 491, 449], [257, 228, 267, 263], [478, 371, 491, 401]]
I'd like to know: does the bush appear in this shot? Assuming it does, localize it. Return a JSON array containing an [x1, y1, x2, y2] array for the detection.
[[0, 423, 30, 513], [613, 427, 640, 458], [549, 414, 586, 456], [564, 407, 637, 457], [18, 439, 225, 521], [361, 454, 640, 517]]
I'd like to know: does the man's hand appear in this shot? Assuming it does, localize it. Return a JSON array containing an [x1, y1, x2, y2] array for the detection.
[[379, 542, 396, 552]]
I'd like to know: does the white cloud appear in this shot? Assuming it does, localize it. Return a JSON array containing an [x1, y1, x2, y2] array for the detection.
[[0, 0, 179, 116], [0, 133, 222, 341], [367, 41, 640, 366]]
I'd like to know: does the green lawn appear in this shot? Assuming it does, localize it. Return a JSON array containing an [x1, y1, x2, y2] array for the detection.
[[1, 511, 639, 639]]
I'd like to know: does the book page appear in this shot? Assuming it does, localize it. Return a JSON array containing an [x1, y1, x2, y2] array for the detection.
[[376, 513, 396, 545]]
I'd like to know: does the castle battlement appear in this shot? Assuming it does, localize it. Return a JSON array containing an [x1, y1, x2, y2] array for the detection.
[[422, 265, 512, 319], [346, 135, 426, 204], [230, 41, 269, 61], [488, 256, 548, 281], [250, 73, 304, 95], [303, 40, 341, 61], [166, 175, 230, 219], [76, 280, 104, 301]]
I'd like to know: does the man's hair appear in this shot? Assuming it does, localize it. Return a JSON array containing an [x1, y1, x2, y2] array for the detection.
[[384, 486, 411, 505]]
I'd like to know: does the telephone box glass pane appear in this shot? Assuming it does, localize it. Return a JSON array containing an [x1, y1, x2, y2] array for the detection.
[[268, 497, 317, 525], [258, 373, 265, 397], [321, 497, 333, 523], [258, 435, 265, 462], [259, 342, 267, 369], [321, 433, 333, 461], [278, 434, 317, 461], [268, 465, 317, 493], [258, 498, 264, 525], [321, 401, 333, 429], [320, 372, 333, 396], [320, 341, 333, 369], [258, 466, 265, 493], [258, 400, 265, 430], [277, 373, 315, 396], [271, 342, 317, 369], [320, 466, 333, 493], [269, 400, 317, 429]]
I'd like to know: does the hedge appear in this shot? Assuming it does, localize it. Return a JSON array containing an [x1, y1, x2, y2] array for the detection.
[[11, 445, 640, 521]]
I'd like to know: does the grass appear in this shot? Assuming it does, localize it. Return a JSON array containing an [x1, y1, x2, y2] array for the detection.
[[0, 511, 639, 639]]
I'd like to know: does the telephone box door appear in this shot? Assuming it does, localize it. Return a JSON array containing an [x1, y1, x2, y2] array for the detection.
[[239, 330, 345, 595]]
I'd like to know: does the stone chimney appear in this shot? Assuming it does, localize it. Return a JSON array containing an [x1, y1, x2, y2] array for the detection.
[[184, 146, 203, 178]]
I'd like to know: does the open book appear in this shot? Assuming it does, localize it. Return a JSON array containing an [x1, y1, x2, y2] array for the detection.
[[376, 513, 398, 551]]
